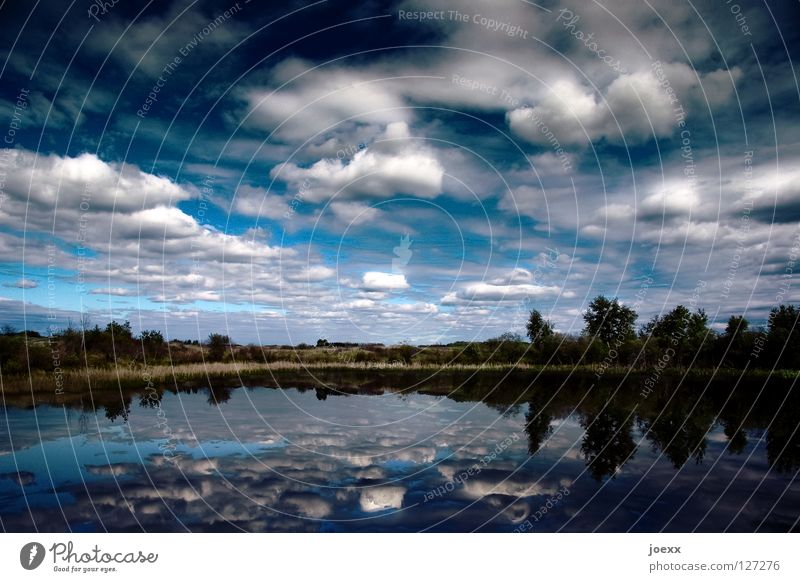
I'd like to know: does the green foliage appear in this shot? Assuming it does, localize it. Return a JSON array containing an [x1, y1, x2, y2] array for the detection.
[[455, 342, 482, 365], [206, 333, 231, 362], [483, 333, 528, 364], [526, 309, 554, 347], [0, 335, 52, 373], [141, 330, 165, 362], [581, 406, 636, 481], [725, 315, 749, 337], [494, 331, 524, 343], [641, 305, 713, 367], [389, 345, 416, 365], [1, 303, 799, 374], [105, 320, 133, 339], [766, 305, 800, 369], [583, 295, 637, 346]]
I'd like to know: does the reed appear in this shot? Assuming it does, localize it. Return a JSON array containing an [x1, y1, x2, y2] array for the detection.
[[1, 359, 791, 396]]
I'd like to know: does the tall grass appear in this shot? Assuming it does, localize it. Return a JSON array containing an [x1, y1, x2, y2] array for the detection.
[[1, 359, 792, 396]]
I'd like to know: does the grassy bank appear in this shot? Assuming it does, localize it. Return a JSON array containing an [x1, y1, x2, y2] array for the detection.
[[0, 360, 582, 395], [1, 359, 795, 398]]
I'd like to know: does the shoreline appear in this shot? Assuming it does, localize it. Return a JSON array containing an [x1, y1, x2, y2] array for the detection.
[[1, 360, 795, 397]]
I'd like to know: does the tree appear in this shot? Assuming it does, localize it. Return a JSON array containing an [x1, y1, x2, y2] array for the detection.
[[641, 399, 714, 468], [102, 320, 135, 359], [206, 333, 231, 362], [496, 331, 524, 342], [686, 309, 711, 355], [525, 402, 553, 455], [316, 338, 330, 347], [642, 305, 691, 342], [140, 329, 165, 361], [484, 332, 526, 363], [641, 305, 711, 367], [526, 309, 554, 347], [455, 342, 482, 365], [767, 405, 800, 472], [725, 315, 749, 338], [141, 329, 164, 345], [719, 315, 752, 368], [207, 385, 232, 406], [766, 305, 800, 369], [581, 406, 636, 481], [105, 320, 133, 339], [394, 344, 415, 365], [583, 296, 637, 346]]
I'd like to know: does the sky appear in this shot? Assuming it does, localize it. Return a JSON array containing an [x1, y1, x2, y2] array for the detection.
[[0, 0, 798, 344]]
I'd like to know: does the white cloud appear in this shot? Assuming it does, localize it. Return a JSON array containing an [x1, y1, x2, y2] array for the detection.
[[238, 59, 409, 141], [391, 302, 438, 314], [346, 298, 376, 309], [461, 476, 559, 500], [443, 282, 562, 303], [488, 268, 536, 285], [0, 149, 192, 214], [640, 185, 699, 218], [271, 123, 444, 203], [0, 149, 339, 312], [529, 152, 575, 176], [359, 486, 405, 512], [231, 185, 289, 220], [507, 66, 738, 146], [361, 271, 410, 291], [3, 278, 38, 289], [89, 287, 134, 296], [282, 494, 333, 519], [328, 201, 380, 225], [284, 266, 336, 282]]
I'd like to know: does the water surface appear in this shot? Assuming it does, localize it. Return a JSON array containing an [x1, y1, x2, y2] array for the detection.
[[1, 378, 798, 532]]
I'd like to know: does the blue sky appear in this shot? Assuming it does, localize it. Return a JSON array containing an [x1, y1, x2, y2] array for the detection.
[[0, 0, 798, 344]]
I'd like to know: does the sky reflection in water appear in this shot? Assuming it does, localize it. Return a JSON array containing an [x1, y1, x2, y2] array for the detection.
[[1, 385, 797, 532]]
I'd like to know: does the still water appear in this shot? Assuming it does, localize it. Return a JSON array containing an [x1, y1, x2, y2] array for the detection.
[[1, 381, 798, 532]]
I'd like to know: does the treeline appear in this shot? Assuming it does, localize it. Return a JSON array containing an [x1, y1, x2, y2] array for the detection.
[[0, 296, 798, 373], [0, 322, 236, 373], [518, 297, 800, 371]]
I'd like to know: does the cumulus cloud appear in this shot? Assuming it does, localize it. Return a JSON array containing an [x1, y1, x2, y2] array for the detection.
[[0, 0, 791, 345], [0, 149, 339, 314], [230, 185, 290, 220], [746, 165, 800, 223], [361, 271, 410, 291], [507, 66, 738, 146], [269, 122, 444, 203], [488, 268, 537, 285], [0, 149, 192, 215], [238, 59, 410, 141], [639, 184, 699, 220], [284, 265, 336, 283]]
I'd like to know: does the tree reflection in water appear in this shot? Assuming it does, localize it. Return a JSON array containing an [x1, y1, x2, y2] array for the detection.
[[1, 371, 794, 532]]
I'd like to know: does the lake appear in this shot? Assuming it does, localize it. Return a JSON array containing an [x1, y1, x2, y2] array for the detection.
[[1, 373, 798, 532]]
